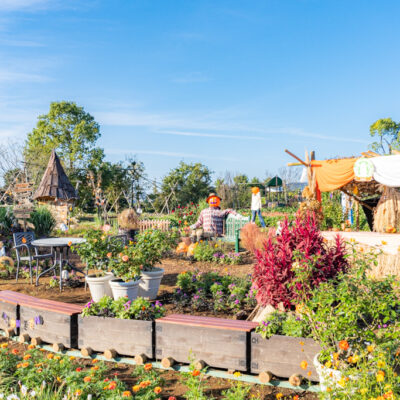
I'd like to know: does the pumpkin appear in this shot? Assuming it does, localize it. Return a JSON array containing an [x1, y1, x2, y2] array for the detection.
[[208, 196, 220, 207], [386, 225, 397, 233], [251, 187, 260, 194], [176, 242, 188, 254], [187, 242, 198, 256]]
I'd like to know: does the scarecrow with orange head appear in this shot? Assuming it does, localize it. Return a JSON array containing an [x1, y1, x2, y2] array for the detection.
[[190, 192, 238, 242], [251, 186, 266, 227]]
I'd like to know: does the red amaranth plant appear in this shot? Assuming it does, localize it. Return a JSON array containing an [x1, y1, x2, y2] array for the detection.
[[253, 213, 348, 309]]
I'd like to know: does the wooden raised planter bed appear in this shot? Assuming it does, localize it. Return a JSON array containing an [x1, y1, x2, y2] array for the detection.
[[250, 333, 320, 382], [13, 292, 82, 350], [156, 314, 258, 372], [78, 316, 154, 361], [0, 291, 20, 337]]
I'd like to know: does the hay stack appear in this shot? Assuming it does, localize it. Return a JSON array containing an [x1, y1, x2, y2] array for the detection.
[[373, 186, 400, 233], [118, 208, 139, 230]]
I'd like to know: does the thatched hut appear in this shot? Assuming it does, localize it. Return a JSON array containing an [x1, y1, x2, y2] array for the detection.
[[33, 150, 78, 224]]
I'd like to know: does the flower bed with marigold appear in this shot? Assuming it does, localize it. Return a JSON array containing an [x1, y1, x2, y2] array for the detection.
[[0, 340, 318, 400]]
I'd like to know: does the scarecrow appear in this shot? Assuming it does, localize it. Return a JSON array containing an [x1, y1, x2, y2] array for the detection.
[[190, 192, 238, 242], [250, 187, 266, 228]]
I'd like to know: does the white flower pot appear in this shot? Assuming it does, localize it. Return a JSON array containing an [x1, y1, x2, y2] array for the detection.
[[138, 268, 164, 300], [313, 353, 342, 392], [109, 278, 140, 301], [85, 272, 114, 302]]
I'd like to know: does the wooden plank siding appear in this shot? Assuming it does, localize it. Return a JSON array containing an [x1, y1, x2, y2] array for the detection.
[[156, 314, 258, 372], [250, 333, 320, 382], [78, 316, 154, 359]]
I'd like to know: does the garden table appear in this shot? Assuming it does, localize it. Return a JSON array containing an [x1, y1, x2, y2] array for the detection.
[[32, 237, 86, 291]]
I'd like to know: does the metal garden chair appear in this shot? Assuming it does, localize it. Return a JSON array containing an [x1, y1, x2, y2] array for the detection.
[[13, 232, 54, 284]]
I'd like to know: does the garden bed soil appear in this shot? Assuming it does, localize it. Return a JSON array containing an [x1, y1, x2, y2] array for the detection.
[[0, 256, 256, 319], [0, 336, 318, 400]]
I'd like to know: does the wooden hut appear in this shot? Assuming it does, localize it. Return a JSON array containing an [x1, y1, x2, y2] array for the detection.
[[33, 150, 78, 225]]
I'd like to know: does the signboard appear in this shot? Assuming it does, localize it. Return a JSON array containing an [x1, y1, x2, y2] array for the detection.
[[354, 158, 374, 182]]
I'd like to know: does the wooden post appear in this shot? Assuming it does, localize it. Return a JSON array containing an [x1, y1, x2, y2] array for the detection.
[[355, 200, 360, 231]]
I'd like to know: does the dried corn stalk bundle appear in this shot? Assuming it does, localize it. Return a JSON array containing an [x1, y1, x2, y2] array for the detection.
[[118, 208, 139, 230], [373, 186, 400, 233]]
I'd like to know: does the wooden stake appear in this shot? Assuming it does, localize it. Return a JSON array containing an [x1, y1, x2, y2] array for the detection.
[[104, 349, 117, 359], [161, 357, 175, 368], [81, 347, 93, 357], [134, 354, 147, 365], [289, 373, 303, 386], [19, 333, 30, 343], [31, 337, 42, 346], [258, 371, 273, 383], [53, 343, 65, 352], [284, 149, 308, 167], [194, 360, 206, 370]]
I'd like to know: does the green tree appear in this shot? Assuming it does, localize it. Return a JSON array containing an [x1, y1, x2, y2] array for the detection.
[[24, 101, 104, 175], [369, 118, 400, 154], [155, 161, 212, 211]]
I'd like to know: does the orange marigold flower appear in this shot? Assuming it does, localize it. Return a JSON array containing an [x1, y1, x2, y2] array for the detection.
[[23, 354, 31, 360], [122, 255, 129, 262], [47, 353, 54, 359], [293, 396, 299, 400], [11, 349, 18, 354], [75, 389, 82, 396], [76, 367, 82, 372], [122, 391, 132, 398], [144, 363, 152, 371], [27, 344, 35, 349], [22, 362, 29, 368], [339, 340, 349, 351], [92, 358, 99, 364], [83, 376, 92, 383], [333, 352, 339, 360], [107, 381, 117, 390], [91, 365, 99, 371], [192, 369, 200, 377], [68, 241, 72, 247], [154, 387, 162, 394], [300, 360, 308, 370], [132, 385, 140, 392], [107, 252, 112, 258]]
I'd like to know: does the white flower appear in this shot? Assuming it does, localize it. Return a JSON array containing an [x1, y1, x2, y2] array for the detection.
[[40, 381, 46, 389], [20, 386, 27, 396], [7, 395, 20, 400], [29, 391, 36, 398], [0, 394, 4, 399]]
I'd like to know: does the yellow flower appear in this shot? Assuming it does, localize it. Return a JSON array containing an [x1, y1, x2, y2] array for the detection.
[[376, 370, 385, 382], [233, 371, 241, 377], [382, 240, 387, 245], [276, 394, 283, 399], [325, 361, 332, 368], [359, 388, 368, 394], [367, 345, 375, 353], [377, 360, 386, 368], [69, 356, 75, 360], [338, 377, 346, 387]]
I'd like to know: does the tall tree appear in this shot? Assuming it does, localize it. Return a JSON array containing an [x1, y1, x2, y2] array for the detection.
[[369, 118, 400, 154], [155, 161, 212, 211], [24, 101, 104, 176]]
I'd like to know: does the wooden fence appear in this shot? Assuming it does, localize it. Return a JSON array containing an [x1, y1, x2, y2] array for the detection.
[[139, 219, 170, 232]]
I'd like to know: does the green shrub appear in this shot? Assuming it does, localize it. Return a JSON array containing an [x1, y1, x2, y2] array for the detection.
[[28, 207, 56, 237], [0, 207, 15, 236]]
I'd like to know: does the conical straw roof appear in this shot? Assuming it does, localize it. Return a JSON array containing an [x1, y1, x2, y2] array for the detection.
[[33, 150, 78, 201]]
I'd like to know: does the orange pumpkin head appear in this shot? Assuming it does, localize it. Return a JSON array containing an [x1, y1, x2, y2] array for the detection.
[[206, 192, 221, 207], [251, 187, 260, 194]]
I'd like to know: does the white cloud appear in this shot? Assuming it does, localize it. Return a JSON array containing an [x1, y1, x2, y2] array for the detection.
[[0, 69, 49, 83], [0, 0, 51, 11], [106, 148, 236, 162], [0, 38, 44, 47], [97, 109, 368, 144]]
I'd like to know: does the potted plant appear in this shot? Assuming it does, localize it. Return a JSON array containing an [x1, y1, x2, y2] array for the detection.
[[108, 244, 141, 300], [134, 229, 176, 300], [73, 229, 120, 302], [293, 246, 400, 396]]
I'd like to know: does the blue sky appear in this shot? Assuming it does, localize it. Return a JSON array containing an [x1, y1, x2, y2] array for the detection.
[[1, 0, 399, 183]]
